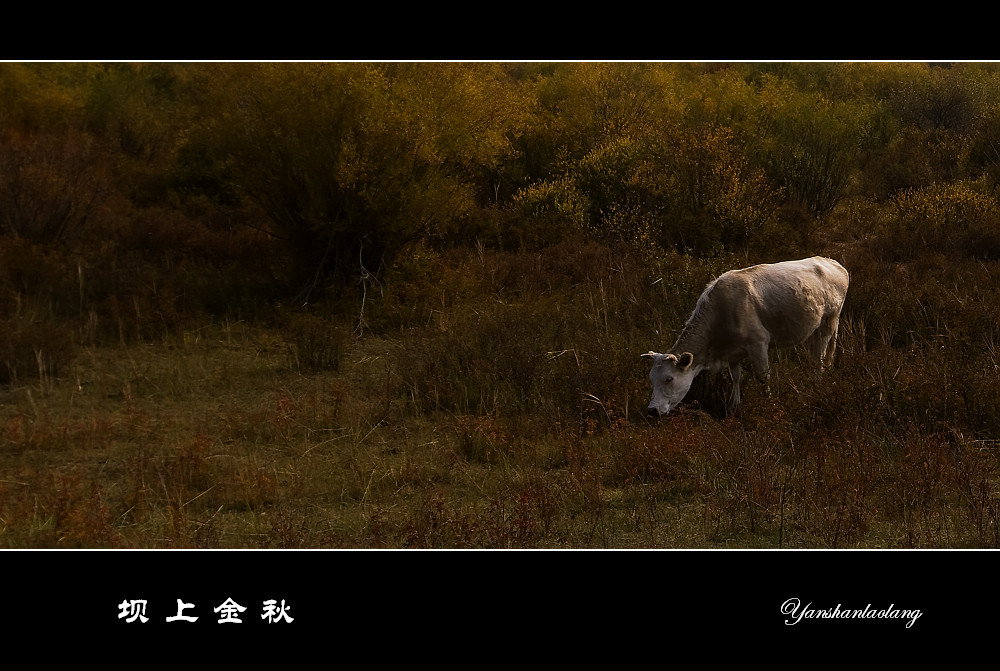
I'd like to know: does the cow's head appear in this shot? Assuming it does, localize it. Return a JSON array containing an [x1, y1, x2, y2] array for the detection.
[[642, 351, 697, 417]]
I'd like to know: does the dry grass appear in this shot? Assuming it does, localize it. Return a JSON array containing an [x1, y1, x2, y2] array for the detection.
[[3, 240, 1000, 548]]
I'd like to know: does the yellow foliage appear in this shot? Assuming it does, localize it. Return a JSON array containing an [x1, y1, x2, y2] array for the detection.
[[892, 179, 998, 232]]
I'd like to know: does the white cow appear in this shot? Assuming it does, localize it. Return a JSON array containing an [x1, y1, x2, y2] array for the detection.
[[643, 256, 849, 416]]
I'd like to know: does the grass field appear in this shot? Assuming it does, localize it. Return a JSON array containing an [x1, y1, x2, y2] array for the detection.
[[3, 238, 1000, 549]]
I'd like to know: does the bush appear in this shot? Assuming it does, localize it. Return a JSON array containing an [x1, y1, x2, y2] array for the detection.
[[280, 312, 345, 373], [880, 179, 1000, 261], [510, 177, 590, 250], [0, 317, 75, 387]]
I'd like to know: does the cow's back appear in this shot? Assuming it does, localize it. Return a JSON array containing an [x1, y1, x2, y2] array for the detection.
[[748, 257, 848, 346], [701, 257, 848, 351]]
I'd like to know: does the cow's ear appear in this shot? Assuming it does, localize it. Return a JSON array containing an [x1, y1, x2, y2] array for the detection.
[[677, 352, 694, 369]]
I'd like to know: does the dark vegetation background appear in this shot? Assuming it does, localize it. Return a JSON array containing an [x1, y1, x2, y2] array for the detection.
[[4, 61, 1000, 548]]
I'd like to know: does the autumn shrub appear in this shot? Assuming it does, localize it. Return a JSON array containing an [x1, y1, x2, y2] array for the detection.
[[867, 425, 1000, 548], [400, 301, 554, 416], [0, 128, 109, 243], [509, 176, 590, 250], [878, 179, 1000, 261], [780, 431, 877, 547], [370, 243, 484, 332], [857, 126, 947, 198], [281, 311, 345, 373], [0, 316, 76, 387], [388, 243, 599, 414], [0, 237, 76, 314], [827, 241, 1000, 436], [0, 239, 77, 386], [480, 238, 622, 296]]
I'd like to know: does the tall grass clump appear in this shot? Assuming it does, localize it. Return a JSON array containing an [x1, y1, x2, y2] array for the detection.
[[386, 240, 736, 429]]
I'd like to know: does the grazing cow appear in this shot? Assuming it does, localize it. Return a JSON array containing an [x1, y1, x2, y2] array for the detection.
[[643, 256, 849, 417]]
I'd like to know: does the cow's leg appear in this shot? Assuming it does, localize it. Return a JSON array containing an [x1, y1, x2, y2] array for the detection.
[[807, 331, 830, 366], [748, 343, 771, 396], [809, 314, 841, 369], [823, 314, 841, 368], [728, 362, 742, 414]]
